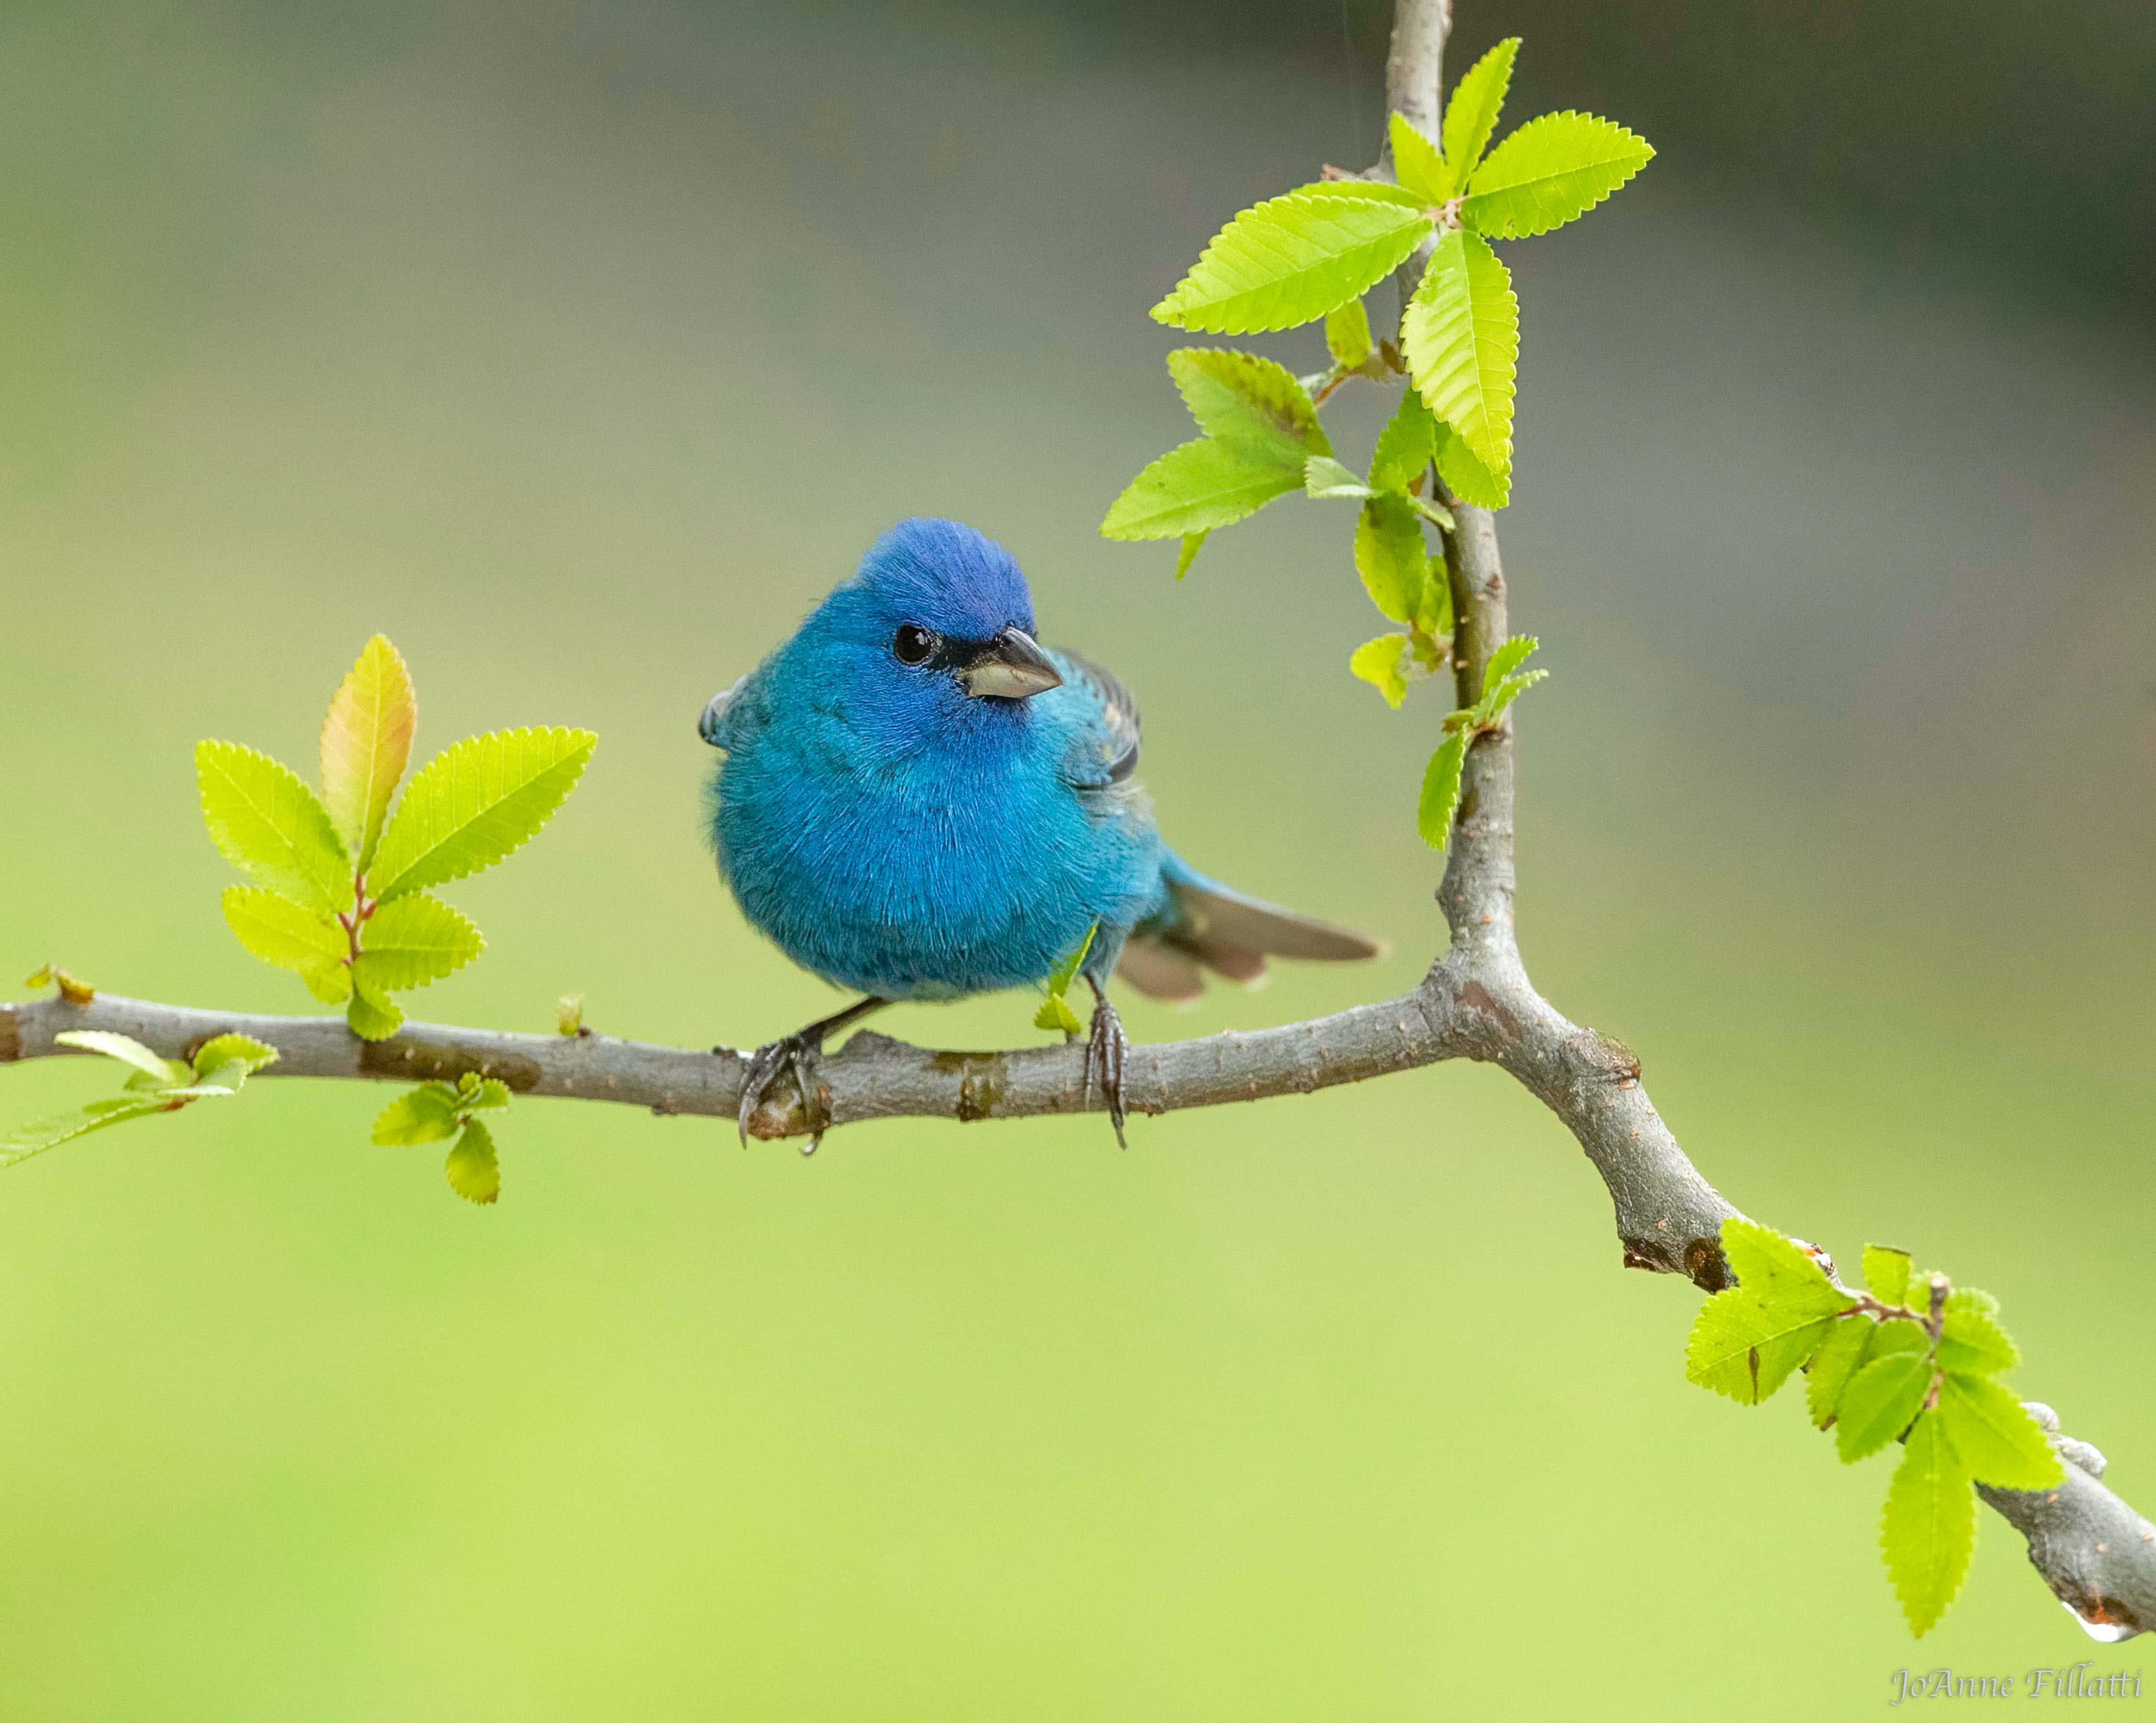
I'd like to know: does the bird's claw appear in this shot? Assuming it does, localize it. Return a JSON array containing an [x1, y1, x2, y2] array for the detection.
[[1083, 987, 1130, 1149], [737, 1032, 830, 1153]]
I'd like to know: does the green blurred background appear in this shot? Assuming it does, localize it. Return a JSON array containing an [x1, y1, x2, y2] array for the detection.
[[3, 1, 2153, 1715]]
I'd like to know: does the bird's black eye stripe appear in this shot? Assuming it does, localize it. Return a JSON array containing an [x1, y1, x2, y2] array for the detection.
[[892, 623, 937, 665]]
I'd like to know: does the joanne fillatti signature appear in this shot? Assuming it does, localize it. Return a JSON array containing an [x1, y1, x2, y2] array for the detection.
[[1890, 1663, 2144, 1703]]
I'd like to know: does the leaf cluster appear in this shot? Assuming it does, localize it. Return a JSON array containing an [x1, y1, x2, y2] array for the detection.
[[3, 1029, 278, 1171], [1415, 636, 1544, 850], [200, 636, 595, 1040], [1103, 38, 1645, 844], [1685, 1220, 2063, 1637], [1033, 923, 1098, 1036], [372, 1072, 512, 1204]]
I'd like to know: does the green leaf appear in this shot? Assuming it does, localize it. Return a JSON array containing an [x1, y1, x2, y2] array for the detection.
[[196, 741, 352, 914], [1, 1096, 172, 1170], [222, 886, 351, 1002], [1355, 495, 1430, 624], [1387, 112, 1448, 204], [1937, 1290, 2019, 1376], [52, 1029, 184, 1086], [190, 1034, 278, 1083], [1305, 455, 1375, 500], [345, 960, 405, 1041], [1101, 438, 1305, 540], [371, 1084, 463, 1146], [454, 1073, 513, 1114], [319, 634, 417, 871], [1432, 417, 1510, 509], [1417, 730, 1470, 851], [1033, 993, 1083, 1035], [1881, 1409, 1974, 1637], [1805, 1315, 1874, 1429], [1836, 1351, 1934, 1462], [1323, 297, 1374, 369], [1684, 1218, 1851, 1404], [1414, 559, 1453, 642], [1480, 635, 1538, 697], [1863, 1244, 1913, 1306], [1462, 111, 1654, 241], [1149, 184, 1433, 334], [1174, 532, 1208, 580], [1439, 38, 1521, 198], [1369, 389, 1438, 494], [1350, 635, 1412, 709], [366, 727, 596, 902], [1402, 228, 1518, 481], [1406, 494, 1456, 531], [445, 1117, 501, 1205], [1034, 923, 1098, 1034], [1167, 349, 1330, 462], [1935, 1374, 2063, 1490], [357, 893, 484, 990]]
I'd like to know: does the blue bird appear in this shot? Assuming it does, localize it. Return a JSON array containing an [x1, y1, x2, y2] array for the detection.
[[700, 517, 1381, 1147]]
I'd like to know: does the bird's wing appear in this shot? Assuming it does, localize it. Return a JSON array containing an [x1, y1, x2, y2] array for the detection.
[[1049, 648, 1141, 789], [1116, 851, 1384, 1000]]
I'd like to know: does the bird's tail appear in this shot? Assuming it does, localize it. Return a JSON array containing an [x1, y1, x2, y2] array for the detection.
[[1115, 851, 1385, 1003]]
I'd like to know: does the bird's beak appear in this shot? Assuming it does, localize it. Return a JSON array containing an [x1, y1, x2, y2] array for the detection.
[[961, 627, 1063, 700], [698, 692, 730, 747]]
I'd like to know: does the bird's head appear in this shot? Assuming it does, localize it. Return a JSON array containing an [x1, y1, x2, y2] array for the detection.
[[773, 517, 1064, 741]]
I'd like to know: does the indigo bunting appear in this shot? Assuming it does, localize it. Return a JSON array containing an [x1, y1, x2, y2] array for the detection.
[[700, 517, 1379, 1146]]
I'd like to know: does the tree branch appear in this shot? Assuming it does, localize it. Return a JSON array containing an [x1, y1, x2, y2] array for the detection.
[[1, 0, 2145, 1645]]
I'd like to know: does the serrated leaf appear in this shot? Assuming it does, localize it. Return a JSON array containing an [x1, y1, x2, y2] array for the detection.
[[1684, 1218, 1852, 1404], [1150, 184, 1433, 334], [196, 741, 352, 913], [1836, 1351, 1934, 1462], [52, 1030, 183, 1085], [222, 886, 350, 1002], [1937, 1291, 2019, 1376], [1806, 1315, 1875, 1429], [1101, 438, 1304, 540], [1305, 455, 1376, 499], [346, 961, 405, 1041], [1935, 1375, 2063, 1490], [458, 1076, 512, 1114], [372, 1084, 463, 1146], [1414, 559, 1453, 642], [1863, 1244, 1913, 1306], [1034, 923, 1097, 1035], [320, 634, 417, 871], [1350, 635, 1411, 709], [1355, 495, 1429, 623], [1481, 635, 1538, 696], [1482, 670, 1546, 720], [1417, 730, 1470, 851], [1174, 532, 1208, 580], [190, 1034, 278, 1082], [1033, 993, 1083, 1035], [1369, 388, 1438, 494], [1, 1096, 172, 1170], [366, 727, 595, 902], [1882, 1410, 1974, 1637], [356, 893, 483, 990], [1432, 417, 1510, 508], [1402, 228, 1518, 480], [1167, 349, 1330, 463], [1439, 38, 1521, 197], [1462, 111, 1654, 241], [1324, 297, 1374, 369], [1387, 112, 1448, 205], [445, 1118, 501, 1205]]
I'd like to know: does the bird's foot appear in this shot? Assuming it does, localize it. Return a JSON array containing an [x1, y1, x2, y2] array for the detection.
[[1083, 982, 1130, 1149], [737, 1030, 832, 1153]]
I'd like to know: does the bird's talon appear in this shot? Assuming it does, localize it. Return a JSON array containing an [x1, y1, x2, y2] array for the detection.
[[1084, 984, 1131, 1149]]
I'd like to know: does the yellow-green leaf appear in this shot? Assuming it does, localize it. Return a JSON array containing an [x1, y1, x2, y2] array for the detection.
[[222, 886, 351, 1002], [1355, 495, 1429, 624], [52, 1029, 183, 1085], [1935, 1374, 2063, 1490], [1101, 438, 1304, 540], [1167, 349, 1330, 463], [1433, 417, 1510, 509], [367, 727, 596, 902], [1439, 38, 1521, 198], [1174, 532, 1208, 580], [1323, 297, 1374, 369], [1402, 228, 1519, 482], [357, 893, 484, 990], [1387, 112, 1447, 205], [445, 1118, 501, 1205], [1882, 1409, 1974, 1637], [1149, 183, 1433, 334], [320, 635, 417, 872], [1462, 111, 1654, 241], [346, 960, 405, 1040], [1350, 635, 1411, 709], [372, 1084, 463, 1146], [196, 741, 352, 913], [1417, 729, 1471, 850]]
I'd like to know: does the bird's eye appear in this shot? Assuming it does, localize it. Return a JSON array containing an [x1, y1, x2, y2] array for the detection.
[[892, 624, 937, 665]]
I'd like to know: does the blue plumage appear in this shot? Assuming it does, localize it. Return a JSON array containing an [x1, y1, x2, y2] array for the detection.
[[701, 517, 1378, 1143]]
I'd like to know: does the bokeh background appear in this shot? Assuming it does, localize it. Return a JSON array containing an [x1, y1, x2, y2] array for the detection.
[[3, 1, 2153, 1716]]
